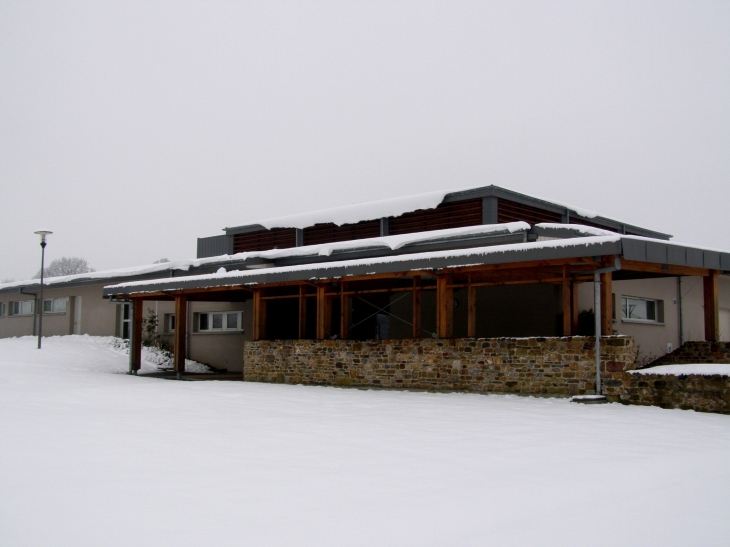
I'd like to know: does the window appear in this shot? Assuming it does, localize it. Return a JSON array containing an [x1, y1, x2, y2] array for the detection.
[[0, 302, 5, 317], [197, 311, 243, 332], [164, 313, 176, 333], [121, 304, 131, 339], [10, 300, 34, 316], [621, 296, 664, 324], [42, 297, 67, 313]]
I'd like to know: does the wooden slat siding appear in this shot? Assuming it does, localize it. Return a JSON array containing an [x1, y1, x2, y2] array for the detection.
[[389, 199, 482, 235], [497, 198, 562, 225], [303, 220, 380, 246], [232, 228, 297, 253], [704, 271, 719, 342], [173, 295, 187, 372]]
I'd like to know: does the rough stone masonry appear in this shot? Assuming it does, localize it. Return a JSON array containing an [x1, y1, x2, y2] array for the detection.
[[243, 336, 637, 396]]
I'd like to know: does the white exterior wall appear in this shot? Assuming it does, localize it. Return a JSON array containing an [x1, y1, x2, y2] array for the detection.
[[578, 274, 730, 363]]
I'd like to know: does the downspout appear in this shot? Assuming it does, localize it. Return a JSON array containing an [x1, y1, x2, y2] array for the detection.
[[20, 288, 38, 337], [677, 277, 684, 346], [594, 256, 621, 396]]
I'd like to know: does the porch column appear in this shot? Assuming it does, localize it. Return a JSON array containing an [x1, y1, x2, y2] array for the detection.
[[600, 271, 613, 335], [467, 283, 477, 338], [562, 267, 571, 336], [704, 270, 720, 341], [173, 295, 187, 375], [316, 284, 331, 340], [129, 299, 143, 374], [253, 289, 266, 341], [436, 274, 453, 339], [298, 285, 307, 339], [412, 276, 421, 338], [340, 282, 349, 339]]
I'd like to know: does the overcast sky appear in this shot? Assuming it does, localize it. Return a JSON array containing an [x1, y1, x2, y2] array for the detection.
[[1, 1, 728, 281]]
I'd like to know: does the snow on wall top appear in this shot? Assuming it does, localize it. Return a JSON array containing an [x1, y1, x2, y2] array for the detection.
[[0, 222, 530, 292], [632, 364, 730, 377], [226, 185, 600, 231], [106, 235, 622, 292], [535, 223, 615, 237]]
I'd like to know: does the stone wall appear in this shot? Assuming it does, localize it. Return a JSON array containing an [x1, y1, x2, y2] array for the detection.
[[604, 373, 730, 414], [243, 336, 636, 396], [647, 341, 730, 367]]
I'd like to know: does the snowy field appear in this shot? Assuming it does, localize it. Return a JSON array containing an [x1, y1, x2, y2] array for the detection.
[[1, 336, 729, 547]]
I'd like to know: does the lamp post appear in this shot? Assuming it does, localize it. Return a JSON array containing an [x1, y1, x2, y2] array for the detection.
[[34, 230, 52, 349]]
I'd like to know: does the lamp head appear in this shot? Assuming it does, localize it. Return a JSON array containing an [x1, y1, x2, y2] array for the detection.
[[34, 230, 53, 244]]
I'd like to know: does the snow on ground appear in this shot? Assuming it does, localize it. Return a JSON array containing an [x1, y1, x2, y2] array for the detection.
[[1, 336, 729, 547], [633, 363, 730, 376]]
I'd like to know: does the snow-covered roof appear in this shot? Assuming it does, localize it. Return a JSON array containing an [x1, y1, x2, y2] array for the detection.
[[0, 222, 530, 292], [105, 235, 624, 294], [632, 364, 730, 377], [224, 185, 602, 232]]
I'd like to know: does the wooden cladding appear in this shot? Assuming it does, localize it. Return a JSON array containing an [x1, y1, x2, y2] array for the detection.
[[232, 228, 297, 253], [389, 199, 482, 235], [497, 199, 562, 225], [303, 220, 380, 246]]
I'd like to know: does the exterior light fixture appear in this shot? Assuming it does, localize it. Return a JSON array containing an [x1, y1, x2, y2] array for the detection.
[[34, 230, 53, 349]]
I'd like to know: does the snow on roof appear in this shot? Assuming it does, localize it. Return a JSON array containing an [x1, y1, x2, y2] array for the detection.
[[535, 223, 616, 237], [0, 222, 530, 292], [226, 185, 600, 231], [106, 235, 622, 292], [632, 364, 730, 377]]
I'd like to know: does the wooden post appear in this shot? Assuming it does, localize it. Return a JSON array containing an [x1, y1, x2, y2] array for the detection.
[[130, 299, 143, 373], [600, 271, 613, 336], [467, 282, 477, 338], [173, 295, 187, 373], [436, 274, 453, 339], [562, 266, 571, 336], [704, 270, 720, 342], [253, 289, 266, 341], [298, 285, 307, 339], [340, 282, 349, 339], [571, 281, 580, 335], [316, 284, 331, 340], [412, 276, 421, 338]]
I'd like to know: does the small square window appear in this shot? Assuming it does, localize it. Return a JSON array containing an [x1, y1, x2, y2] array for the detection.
[[226, 313, 238, 329], [212, 313, 223, 329], [199, 314, 209, 331], [621, 296, 663, 323]]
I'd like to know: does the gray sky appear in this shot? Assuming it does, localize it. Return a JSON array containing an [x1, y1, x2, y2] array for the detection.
[[1, 1, 728, 281]]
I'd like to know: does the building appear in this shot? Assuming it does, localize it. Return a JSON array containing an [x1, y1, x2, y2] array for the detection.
[[2, 185, 729, 379]]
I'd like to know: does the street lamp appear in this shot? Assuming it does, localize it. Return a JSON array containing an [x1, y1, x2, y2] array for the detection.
[[34, 230, 53, 349]]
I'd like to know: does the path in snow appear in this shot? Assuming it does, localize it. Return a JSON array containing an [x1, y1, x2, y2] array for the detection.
[[1, 335, 728, 547]]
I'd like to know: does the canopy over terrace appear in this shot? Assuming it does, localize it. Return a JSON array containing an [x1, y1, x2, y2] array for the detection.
[[103, 226, 730, 375]]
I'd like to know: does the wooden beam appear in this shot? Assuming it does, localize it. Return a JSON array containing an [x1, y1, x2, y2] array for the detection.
[[316, 285, 331, 340], [600, 271, 613, 335], [173, 295, 187, 373], [571, 281, 580, 335], [298, 285, 306, 339], [620, 259, 709, 278], [562, 266, 571, 336], [704, 270, 720, 342], [340, 282, 349, 339], [412, 276, 422, 338], [467, 282, 477, 338], [130, 299, 143, 373], [252, 289, 266, 341], [436, 275, 453, 338]]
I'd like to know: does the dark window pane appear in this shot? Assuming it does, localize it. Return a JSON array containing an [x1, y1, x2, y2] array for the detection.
[[199, 314, 209, 330], [212, 313, 223, 329], [227, 313, 237, 329]]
